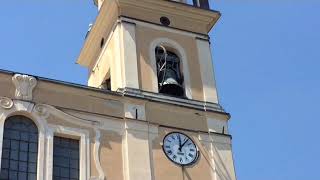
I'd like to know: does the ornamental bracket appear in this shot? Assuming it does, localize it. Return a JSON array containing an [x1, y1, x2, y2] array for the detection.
[[12, 74, 37, 101]]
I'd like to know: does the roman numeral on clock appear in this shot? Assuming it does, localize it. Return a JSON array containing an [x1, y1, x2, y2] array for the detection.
[[173, 155, 177, 160]]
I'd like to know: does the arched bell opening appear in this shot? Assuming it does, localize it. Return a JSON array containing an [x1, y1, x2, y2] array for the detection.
[[155, 46, 185, 97]]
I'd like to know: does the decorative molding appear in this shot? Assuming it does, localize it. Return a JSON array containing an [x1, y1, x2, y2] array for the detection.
[[13, 100, 35, 113], [32, 104, 101, 127], [0, 99, 109, 180], [33, 104, 51, 119], [0, 97, 13, 109], [45, 128, 54, 180], [47, 125, 91, 180], [64, 109, 125, 135], [119, 16, 209, 39], [117, 1, 220, 32], [12, 74, 37, 101], [93, 129, 105, 180], [0, 99, 46, 180], [118, 88, 228, 114]]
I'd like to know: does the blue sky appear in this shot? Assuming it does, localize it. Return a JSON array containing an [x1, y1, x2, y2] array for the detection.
[[1, 1, 319, 180]]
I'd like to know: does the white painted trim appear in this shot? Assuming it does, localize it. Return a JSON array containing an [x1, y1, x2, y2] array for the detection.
[[112, 24, 125, 90], [0, 111, 7, 176], [149, 38, 192, 99], [62, 109, 125, 135], [45, 128, 54, 180], [120, 21, 139, 89], [92, 24, 117, 72], [148, 124, 158, 180], [33, 104, 101, 128], [0, 97, 125, 180], [93, 129, 105, 180], [0, 97, 13, 109], [0, 97, 110, 180], [122, 121, 159, 180], [196, 38, 219, 103], [198, 134, 216, 180], [122, 127, 130, 180], [198, 133, 235, 180], [0, 99, 47, 180], [47, 125, 90, 180]]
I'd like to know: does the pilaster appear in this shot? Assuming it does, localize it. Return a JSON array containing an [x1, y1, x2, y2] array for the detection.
[[120, 21, 139, 89], [122, 120, 158, 180], [198, 134, 236, 180], [196, 38, 219, 103]]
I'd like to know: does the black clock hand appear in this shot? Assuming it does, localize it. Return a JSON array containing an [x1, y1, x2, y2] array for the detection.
[[178, 134, 182, 151], [181, 139, 189, 148]]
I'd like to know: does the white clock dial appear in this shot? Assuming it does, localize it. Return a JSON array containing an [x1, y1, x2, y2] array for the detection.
[[162, 132, 199, 166]]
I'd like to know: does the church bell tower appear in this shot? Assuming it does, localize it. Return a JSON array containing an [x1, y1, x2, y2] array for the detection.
[[77, 0, 221, 104], [77, 0, 236, 180]]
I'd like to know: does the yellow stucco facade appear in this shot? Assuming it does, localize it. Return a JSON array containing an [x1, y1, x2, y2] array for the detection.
[[0, 0, 236, 180]]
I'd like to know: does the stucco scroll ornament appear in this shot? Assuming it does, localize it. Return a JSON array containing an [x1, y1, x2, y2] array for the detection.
[[91, 129, 105, 180], [12, 74, 37, 101], [0, 97, 13, 109], [33, 104, 50, 119]]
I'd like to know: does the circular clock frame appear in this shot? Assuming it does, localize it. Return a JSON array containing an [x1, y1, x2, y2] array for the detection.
[[162, 132, 199, 166]]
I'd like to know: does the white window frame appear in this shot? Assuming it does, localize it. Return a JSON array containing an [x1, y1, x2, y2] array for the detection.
[[46, 125, 90, 180], [0, 107, 46, 180], [0, 98, 94, 180]]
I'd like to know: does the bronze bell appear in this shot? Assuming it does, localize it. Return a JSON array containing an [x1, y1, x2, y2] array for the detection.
[[156, 46, 184, 97], [159, 69, 184, 97]]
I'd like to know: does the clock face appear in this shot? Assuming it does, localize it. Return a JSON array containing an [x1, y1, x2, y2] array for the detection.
[[162, 132, 199, 166]]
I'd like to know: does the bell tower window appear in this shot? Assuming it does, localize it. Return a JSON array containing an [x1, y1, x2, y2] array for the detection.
[[155, 46, 185, 97]]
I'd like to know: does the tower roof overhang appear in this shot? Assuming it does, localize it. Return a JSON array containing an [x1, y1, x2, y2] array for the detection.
[[77, 0, 221, 67]]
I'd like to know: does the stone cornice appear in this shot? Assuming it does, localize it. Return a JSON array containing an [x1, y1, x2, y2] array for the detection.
[[0, 70, 230, 119], [118, 88, 230, 117], [119, 0, 220, 22]]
